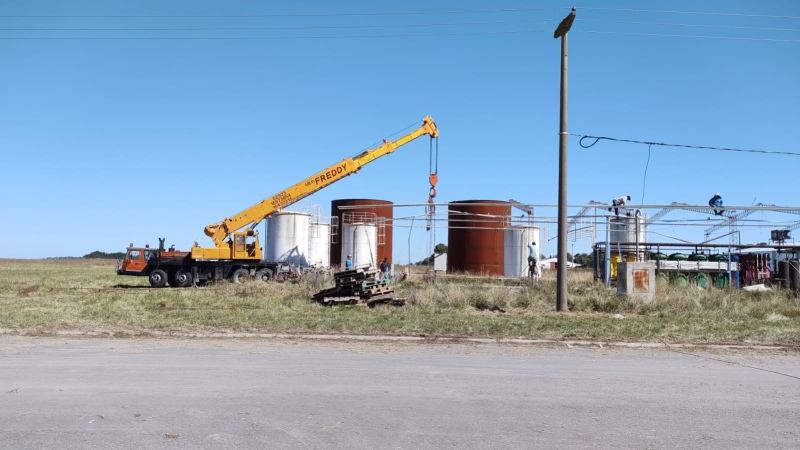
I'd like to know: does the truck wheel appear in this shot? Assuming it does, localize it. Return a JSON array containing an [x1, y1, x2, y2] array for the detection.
[[254, 268, 273, 282], [149, 269, 168, 288], [174, 270, 193, 287], [231, 268, 250, 283]]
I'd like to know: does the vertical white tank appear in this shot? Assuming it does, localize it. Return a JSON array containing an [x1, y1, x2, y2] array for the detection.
[[342, 222, 378, 270], [503, 226, 541, 277], [308, 222, 330, 267], [266, 212, 310, 267], [610, 216, 647, 252]]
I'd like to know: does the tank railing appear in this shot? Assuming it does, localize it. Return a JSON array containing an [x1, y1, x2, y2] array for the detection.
[[343, 212, 379, 225]]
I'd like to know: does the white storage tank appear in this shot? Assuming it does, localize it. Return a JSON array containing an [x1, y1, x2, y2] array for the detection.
[[308, 222, 331, 267], [503, 226, 541, 277], [266, 212, 310, 267], [341, 222, 378, 270], [610, 216, 647, 252]]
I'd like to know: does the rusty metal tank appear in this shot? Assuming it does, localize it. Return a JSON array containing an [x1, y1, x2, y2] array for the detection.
[[330, 199, 393, 268], [447, 200, 511, 275]]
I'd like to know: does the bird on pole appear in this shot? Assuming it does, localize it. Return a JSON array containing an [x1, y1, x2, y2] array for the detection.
[[554, 7, 576, 39]]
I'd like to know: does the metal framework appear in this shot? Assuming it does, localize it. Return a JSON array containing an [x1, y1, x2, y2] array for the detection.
[[567, 200, 606, 240], [646, 202, 689, 224]]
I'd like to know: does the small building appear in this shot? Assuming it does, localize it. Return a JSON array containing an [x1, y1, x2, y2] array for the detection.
[[434, 253, 447, 272], [539, 258, 581, 270]]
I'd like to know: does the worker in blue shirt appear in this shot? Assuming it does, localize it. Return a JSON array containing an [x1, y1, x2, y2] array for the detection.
[[709, 193, 723, 216], [527, 242, 539, 279], [345, 255, 353, 270]]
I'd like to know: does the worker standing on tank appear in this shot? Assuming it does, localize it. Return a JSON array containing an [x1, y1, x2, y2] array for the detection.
[[345, 255, 353, 270], [527, 241, 539, 281], [609, 195, 631, 216], [709, 193, 724, 216]]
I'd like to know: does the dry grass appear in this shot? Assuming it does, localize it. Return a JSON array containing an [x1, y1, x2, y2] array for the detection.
[[1, 259, 799, 346]]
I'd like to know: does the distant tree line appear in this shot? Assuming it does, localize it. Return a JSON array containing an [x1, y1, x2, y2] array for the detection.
[[83, 251, 126, 259]]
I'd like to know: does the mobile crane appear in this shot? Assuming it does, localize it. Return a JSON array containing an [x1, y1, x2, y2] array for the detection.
[[116, 116, 439, 287]]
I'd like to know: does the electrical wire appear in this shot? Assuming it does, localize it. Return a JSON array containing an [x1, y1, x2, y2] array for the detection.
[[0, 19, 556, 32], [0, 29, 549, 40], [666, 348, 800, 381], [641, 143, 651, 206], [572, 134, 800, 157], [575, 7, 800, 20], [4, 29, 796, 42], [577, 30, 800, 43], [576, 19, 800, 33], [0, 8, 565, 19]]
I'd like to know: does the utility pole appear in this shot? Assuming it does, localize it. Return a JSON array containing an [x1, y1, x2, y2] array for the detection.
[[554, 7, 576, 312]]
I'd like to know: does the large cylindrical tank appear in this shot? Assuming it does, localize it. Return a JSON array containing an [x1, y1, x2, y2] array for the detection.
[[503, 226, 541, 277], [448, 200, 511, 276], [341, 222, 378, 270], [266, 212, 310, 267], [331, 199, 393, 268], [308, 222, 330, 267], [609, 216, 647, 252]]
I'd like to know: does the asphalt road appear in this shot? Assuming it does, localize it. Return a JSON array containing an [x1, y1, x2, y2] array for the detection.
[[1, 337, 798, 449]]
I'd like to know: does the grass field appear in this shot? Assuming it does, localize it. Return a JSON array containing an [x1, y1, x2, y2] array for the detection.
[[1, 258, 799, 346]]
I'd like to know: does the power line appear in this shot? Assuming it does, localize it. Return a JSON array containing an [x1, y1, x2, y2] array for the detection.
[[5, 29, 799, 42], [0, 19, 555, 32], [576, 7, 800, 20], [571, 133, 800, 157], [0, 7, 565, 19], [578, 30, 800, 42], [0, 29, 550, 40], [5, 19, 795, 35], [4, 7, 797, 20], [577, 19, 800, 33]]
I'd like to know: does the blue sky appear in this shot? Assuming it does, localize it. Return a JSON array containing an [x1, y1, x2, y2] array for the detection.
[[1, 0, 798, 260]]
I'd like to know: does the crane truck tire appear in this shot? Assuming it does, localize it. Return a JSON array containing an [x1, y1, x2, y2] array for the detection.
[[231, 268, 250, 283], [254, 268, 273, 282], [149, 269, 168, 288], [170, 270, 193, 288]]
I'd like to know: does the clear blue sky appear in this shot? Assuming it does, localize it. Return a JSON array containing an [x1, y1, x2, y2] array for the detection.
[[1, 1, 798, 259]]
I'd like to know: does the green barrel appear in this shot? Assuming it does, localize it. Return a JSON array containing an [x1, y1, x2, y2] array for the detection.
[[650, 252, 668, 261], [668, 253, 687, 261], [688, 253, 708, 262], [672, 272, 688, 287], [691, 272, 709, 288], [711, 272, 729, 288], [708, 254, 727, 263]]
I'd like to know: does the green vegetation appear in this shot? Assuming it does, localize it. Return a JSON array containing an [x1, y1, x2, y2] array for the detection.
[[415, 243, 448, 265], [83, 251, 126, 259], [0, 259, 798, 346]]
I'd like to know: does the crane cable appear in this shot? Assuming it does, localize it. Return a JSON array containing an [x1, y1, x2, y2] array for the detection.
[[426, 137, 439, 231]]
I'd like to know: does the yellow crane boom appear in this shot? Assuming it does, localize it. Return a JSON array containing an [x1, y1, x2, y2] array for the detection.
[[192, 116, 438, 260]]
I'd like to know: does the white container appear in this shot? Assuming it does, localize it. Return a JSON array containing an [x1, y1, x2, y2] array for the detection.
[[266, 212, 310, 267], [342, 222, 378, 270], [308, 222, 331, 267], [610, 216, 647, 252], [503, 226, 541, 277]]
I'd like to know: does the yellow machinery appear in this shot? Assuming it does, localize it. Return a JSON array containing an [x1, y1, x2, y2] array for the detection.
[[192, 116, 439, 260]]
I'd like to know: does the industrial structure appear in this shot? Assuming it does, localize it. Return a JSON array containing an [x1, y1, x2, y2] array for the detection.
[[447, 200, 510, 276], [330, 199, 393, 271], [115, 117, 438, 287]]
